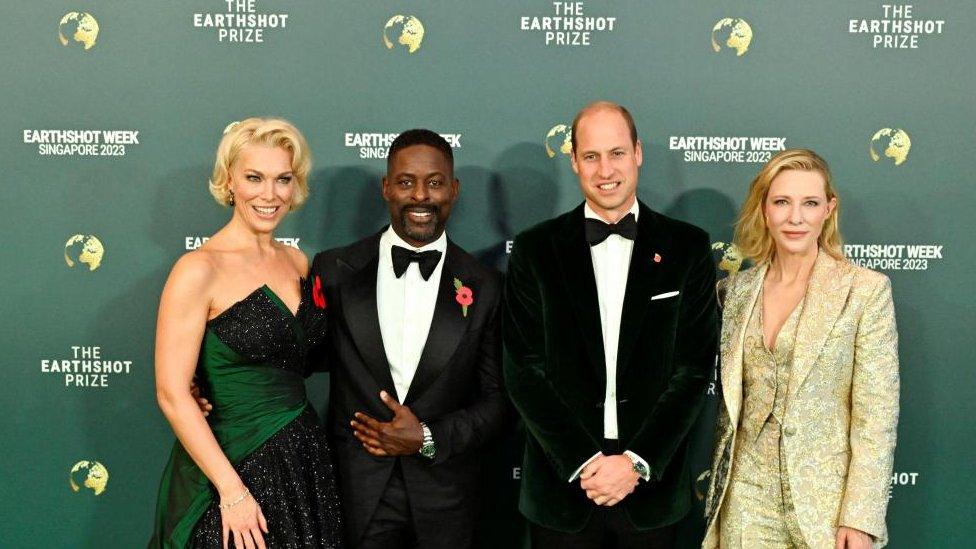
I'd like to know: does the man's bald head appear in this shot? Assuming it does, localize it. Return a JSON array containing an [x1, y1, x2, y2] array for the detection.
[[570, 101, 638, 154]]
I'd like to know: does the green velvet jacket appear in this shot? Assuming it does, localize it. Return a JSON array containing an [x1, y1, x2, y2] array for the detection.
[[503, 201, 718, 532]]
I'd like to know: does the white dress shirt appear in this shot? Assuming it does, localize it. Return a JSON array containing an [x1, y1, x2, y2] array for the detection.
[[570, 201, 650, 481], [376, 226, 447, 403]]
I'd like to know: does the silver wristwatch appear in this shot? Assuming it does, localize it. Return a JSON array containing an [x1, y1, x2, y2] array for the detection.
[[627, 453, 649, 480], [419, 422, 436, 459]]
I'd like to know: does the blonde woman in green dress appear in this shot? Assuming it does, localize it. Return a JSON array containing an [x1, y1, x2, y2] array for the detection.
[[150, 118, 342, 548]]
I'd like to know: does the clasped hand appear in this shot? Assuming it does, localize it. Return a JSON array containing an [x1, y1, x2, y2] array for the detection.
[[579, 454, 639, 507], [350, 390, 424, 456]]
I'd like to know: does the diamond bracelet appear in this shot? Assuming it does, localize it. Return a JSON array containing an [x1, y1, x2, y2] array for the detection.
[[218, 488, 251, 510]]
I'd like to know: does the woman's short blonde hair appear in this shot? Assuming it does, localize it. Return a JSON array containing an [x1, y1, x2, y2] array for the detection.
[[208, 117, 311, 209], [733, 148, 844, 265]]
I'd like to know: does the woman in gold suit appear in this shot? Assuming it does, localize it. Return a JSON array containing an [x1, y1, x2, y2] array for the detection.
[[703, 149, 899, 549]]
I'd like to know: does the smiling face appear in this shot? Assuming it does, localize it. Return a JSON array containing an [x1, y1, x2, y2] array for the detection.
[[763, 169, 836, 257], [382, 144, 459, 247], [571, 107, 642, 223], [228, 144, 295, 233]]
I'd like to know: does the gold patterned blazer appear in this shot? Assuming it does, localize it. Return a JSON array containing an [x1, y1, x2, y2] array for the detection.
[[703, 250, 899, 548]]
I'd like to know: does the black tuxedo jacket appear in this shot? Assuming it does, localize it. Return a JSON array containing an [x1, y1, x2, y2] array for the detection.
[[309, 230, 511, 545], [503, 201, 718, 532]]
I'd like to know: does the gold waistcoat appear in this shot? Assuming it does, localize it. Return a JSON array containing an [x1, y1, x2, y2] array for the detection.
[[734, 290, 804, 478]]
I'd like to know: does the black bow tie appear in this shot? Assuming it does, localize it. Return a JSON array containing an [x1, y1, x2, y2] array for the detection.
[[584, 213, 637, 246], [391, 245, 442, 280]]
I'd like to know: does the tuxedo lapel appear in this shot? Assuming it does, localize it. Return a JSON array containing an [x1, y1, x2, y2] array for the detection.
[[616, 204, 670, 378], [787, 250, 854, 403], [552, 205, 606, 382], [339, 237, 397, 394], [404, 242, 473, 405]]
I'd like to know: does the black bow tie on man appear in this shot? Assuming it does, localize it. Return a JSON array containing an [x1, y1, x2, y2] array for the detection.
[[584, 212, 637, 246], [391, 245, 442, 280]]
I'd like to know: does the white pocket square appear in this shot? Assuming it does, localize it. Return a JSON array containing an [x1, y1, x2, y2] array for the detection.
[[650, 291, 680, 301]]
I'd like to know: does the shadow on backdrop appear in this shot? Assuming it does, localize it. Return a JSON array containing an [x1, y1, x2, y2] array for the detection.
[[465, 142, 559, 549], [663, 188, 740, 547], [471, 141, 561, 273], [663, 188, 737, 243], [293, 165, 388, 252]]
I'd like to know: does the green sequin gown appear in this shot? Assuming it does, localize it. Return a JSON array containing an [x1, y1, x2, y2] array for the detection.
[[149, 281, 342, 548]]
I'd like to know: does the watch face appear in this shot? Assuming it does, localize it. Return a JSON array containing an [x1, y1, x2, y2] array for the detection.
[[420, 444, 436, 458]]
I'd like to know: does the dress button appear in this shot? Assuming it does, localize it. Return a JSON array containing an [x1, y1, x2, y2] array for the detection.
[[784, 426, 796, 437]]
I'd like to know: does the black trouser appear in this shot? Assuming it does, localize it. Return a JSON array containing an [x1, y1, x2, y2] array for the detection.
[[357, 461, 413, 549], [357, 461, 473, 549], [530, 439, 677, 549], [530, 510, 676, 549]]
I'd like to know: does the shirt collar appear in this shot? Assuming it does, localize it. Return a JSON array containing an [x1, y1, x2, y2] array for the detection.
[[381, 225, 448, 254], [583, 199, 640, 223]]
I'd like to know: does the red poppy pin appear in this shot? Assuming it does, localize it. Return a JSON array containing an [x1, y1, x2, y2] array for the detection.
[[312, 275, 326, 309], [453, 278, 473, 317], [653, 253, 662, 263]]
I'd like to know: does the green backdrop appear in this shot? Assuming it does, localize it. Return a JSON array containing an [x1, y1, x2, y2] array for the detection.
[[2, 1, 973, 547]]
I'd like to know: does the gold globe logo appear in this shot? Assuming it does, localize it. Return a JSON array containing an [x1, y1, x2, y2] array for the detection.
[[64, 234, 104, 271], [544, 124, 573, 158], [870, 128, 911, 166], [58, 12, 100, 51], [711, 242, 744, 276], [69, 460, 109, 495], [711, 18, 752, 57], [383, 15, 425, 53]]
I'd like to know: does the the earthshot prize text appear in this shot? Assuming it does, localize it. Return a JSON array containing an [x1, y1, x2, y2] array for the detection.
[[193, 0, 290, 43], [848, 4, 946, 49], [41, 346, 132, 387], [520, 1, 617, 46]]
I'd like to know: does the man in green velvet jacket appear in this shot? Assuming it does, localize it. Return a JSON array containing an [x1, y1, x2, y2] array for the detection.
[[503, 101, 718, 548]]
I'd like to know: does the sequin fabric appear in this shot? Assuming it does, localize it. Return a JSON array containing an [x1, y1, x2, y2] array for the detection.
[[190, 408, 343, 548], [190, 282, 343, 548], [206, 285, 308, 374]]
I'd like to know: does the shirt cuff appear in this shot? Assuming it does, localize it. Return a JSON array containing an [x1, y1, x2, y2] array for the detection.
[[624, 450, 651, 481], [568, 452, 603, 482]]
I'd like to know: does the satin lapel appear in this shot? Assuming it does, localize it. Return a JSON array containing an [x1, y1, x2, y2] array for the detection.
[[552, 205, 606, 382], [340, 251, 397, 393], [787, 250, 854, 403], [721, 265, 765, 425], [404, 243, 472, 405], [616, 206, 669, 378]]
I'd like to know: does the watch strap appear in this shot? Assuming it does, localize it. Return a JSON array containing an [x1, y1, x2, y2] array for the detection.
[[419, 422, 436, 459]]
